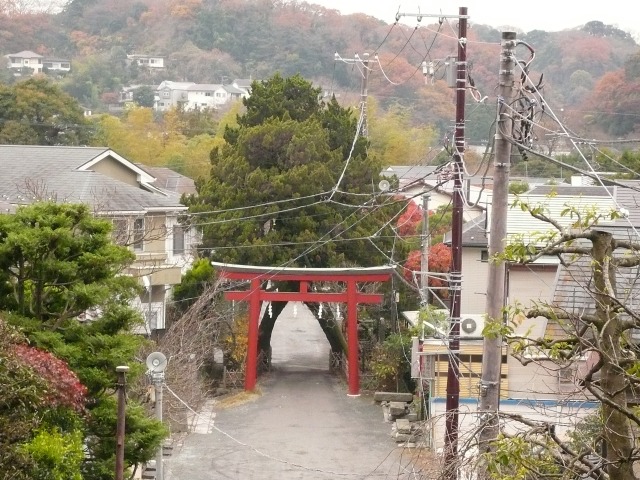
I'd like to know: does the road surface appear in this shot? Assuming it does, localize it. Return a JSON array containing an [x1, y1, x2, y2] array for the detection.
[[164, 303, 427, 479]]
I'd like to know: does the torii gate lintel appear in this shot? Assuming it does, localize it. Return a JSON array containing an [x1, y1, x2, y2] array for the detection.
[[212, 262, 394, 396]]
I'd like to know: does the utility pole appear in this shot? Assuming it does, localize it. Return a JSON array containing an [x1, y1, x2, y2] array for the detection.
[[334, 52, 370, 138], [360, 52, 370, 138], [115, 365, 129, 480], [420, 194, 430, 305], [393, 9, 468, 477], [443, 8, 467, 479], [478, 31, 517, 475]]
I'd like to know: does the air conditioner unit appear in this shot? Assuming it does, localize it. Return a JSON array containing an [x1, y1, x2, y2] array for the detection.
[[459, 314, 485, 338]]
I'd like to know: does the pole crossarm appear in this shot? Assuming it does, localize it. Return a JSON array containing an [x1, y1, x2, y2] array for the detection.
[[395, 12, 469, 21]]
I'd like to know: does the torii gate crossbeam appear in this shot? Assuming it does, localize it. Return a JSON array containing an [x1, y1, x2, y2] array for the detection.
[[212, 262, 394, 396]]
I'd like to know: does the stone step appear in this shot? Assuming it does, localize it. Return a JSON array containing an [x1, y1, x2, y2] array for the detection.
[[395, 418, 412, 434], [389, 401, 409, 417], [374, 392, 414, 403]]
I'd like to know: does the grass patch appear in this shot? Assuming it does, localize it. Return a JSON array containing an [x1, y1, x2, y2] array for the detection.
[[214, 389, 262, 409]]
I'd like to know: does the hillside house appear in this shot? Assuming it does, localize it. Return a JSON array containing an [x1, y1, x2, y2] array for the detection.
[[0, 145, 199, 334], [155, 80, 250, 111], [4, 50, 71, 75], [127, 54, 165, 69]]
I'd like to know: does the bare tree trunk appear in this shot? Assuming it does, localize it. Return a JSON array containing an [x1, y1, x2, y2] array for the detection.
[[592, 231, 635, 479], [257, 300, 287, 358]]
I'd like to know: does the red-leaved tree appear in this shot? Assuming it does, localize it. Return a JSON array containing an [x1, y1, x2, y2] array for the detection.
[[396, 199, 423, 237], [403, 242, 452, 293], [13, 344, 87, 413]]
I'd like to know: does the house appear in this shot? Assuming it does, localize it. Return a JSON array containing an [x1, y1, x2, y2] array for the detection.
[[382, 165, 486, 222], [0, 145, 199, 334], [4, 50, 43, 73], [155, 81, 251, 112], [127, 54, 165, 69], [185, 83, 224, 110], [232, 78, 253, 93], [4, 50, 71, 74], [156, 81, 194, 111], [42, 57, 71, 73]]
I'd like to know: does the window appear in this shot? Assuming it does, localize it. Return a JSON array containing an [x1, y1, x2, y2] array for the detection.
[[558, 366, 575, 387], [112, 218, 128, 245], [133, 218, 144, 251], [480, 250, 489, 262], [146, 308, 158, 330], [173, 225, 185, 254], [162, 91, 170, 98], [150, 59, 156, 64], [61, 63, 70, 69]]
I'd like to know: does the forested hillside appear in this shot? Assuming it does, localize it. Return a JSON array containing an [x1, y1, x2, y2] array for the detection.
[[1, 0, 640, 141]]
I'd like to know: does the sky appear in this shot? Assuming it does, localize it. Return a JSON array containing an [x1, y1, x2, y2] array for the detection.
[[306, 1, 640, 38]]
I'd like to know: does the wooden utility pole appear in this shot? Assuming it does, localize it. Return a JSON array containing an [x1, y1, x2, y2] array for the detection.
[[478, 31, 517, 472], [394, 8, 469, 477], [443, 7, 468, 479]]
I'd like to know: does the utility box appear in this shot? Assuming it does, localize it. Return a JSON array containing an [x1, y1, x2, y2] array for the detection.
[[445, 56, 458, 88]]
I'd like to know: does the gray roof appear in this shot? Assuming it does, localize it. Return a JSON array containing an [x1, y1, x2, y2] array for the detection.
[[137, 165, 197, 196], [0, 145, 186, 214], [223, 85, 247, 94], [6, 50, 42, 58], [232, 78, 253, 88], [443, 213, 488, 247], [612, 181, 640, 227], [547, 233, 640, 338]]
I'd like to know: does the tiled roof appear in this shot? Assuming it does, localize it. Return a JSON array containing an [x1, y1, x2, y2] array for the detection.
[[0, 145, 186, 213], [546, 234, 640, 339]]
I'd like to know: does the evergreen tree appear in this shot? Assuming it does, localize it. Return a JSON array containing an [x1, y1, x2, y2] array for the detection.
[[0, 202, 167, 479]]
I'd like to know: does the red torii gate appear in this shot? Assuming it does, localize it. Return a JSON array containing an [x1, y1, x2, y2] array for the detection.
[[212, 262, 394, 396]]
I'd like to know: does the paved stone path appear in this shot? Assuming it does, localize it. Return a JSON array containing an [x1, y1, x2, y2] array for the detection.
[[164, 303, 426, 479]]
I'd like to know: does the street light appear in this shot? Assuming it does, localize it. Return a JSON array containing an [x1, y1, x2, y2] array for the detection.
[[115, 365, 129, 480], [146, 352, 167, 479]]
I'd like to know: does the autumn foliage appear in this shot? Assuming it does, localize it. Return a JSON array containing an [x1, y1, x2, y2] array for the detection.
[[12, 344, 87, 413], [397, 200, 452, 290], [403, 243, 452, 290], [396, 199, 423, 237]]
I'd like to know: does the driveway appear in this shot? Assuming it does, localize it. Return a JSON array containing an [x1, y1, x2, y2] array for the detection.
[[164, 303, 423, 479]]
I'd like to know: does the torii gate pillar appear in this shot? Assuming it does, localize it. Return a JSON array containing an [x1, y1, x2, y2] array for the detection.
[[214, 263, 394, 396]]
